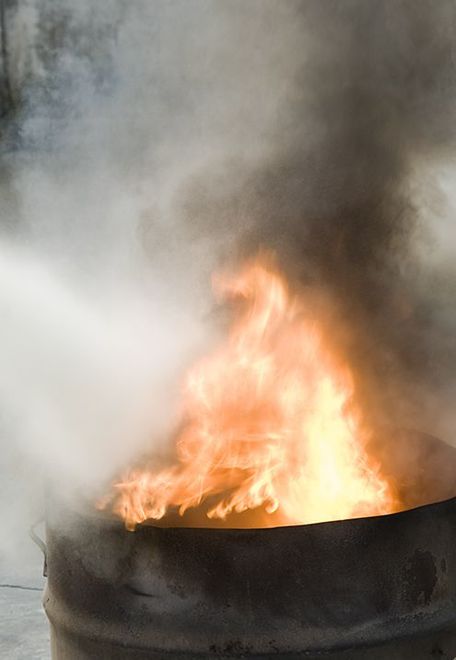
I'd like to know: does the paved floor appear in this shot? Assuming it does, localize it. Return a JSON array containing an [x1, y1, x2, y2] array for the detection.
[[0, 529, 50, 660]]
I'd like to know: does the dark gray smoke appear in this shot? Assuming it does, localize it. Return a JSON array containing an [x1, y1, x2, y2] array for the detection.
[[180, 0, 456, 438]]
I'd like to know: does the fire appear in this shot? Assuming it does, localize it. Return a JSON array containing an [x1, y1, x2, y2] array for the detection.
[[102, 255, 398, 530]]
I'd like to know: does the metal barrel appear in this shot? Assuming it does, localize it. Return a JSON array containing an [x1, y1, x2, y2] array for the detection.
[[43, 488, 456, 659]]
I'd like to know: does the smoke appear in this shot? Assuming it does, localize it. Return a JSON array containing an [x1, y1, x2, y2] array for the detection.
[[0, 0, 456, 556], [0, 0, 305, 557], [182, 0, 456, 438], [282, 1, 456, 438]]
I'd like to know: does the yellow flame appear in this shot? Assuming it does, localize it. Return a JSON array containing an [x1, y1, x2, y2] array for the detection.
[[102, 255, 397, 529]]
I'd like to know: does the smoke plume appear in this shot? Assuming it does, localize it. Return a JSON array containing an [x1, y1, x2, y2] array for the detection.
[[1, 0, 456, 555], [181, 0, 456, 438]]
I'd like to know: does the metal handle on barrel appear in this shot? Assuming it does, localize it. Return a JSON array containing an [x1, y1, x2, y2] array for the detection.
[[29, 518, 47, 577]]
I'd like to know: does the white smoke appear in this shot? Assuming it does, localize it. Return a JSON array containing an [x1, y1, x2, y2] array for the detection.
[[0, 0, 304, 558]]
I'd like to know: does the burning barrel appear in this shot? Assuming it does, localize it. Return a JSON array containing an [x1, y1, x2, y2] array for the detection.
[[38, 259, 456, 659], [42, 429, 456, 660], [7, 1, 456, 658]]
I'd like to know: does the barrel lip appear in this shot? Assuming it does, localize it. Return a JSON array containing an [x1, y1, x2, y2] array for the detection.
[[47, 491, 456, 535], [138, 493, 456, 533]]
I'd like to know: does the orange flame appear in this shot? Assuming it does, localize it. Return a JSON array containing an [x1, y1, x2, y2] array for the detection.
[[102, 255, 397, 530]]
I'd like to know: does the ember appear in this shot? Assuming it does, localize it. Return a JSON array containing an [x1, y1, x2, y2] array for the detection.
[[101, 254, 398, 530]]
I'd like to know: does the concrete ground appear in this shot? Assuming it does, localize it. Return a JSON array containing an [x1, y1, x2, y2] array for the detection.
[[0, 527, 50, 660]]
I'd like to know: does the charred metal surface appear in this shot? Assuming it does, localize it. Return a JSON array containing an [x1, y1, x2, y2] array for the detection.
[[44, 493, 456, 658], [42, 432, 456, 658]]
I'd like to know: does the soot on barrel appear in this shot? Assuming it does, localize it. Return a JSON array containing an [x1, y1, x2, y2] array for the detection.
[[43, 430, 456, 660]]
